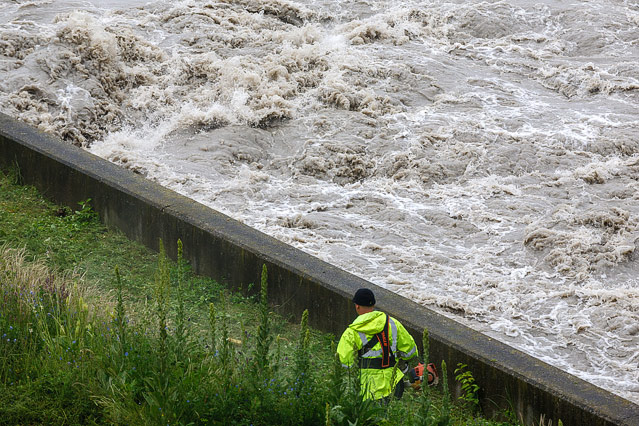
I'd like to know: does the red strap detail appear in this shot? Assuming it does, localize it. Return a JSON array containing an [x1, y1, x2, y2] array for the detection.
[[376, 314, 391, 367]]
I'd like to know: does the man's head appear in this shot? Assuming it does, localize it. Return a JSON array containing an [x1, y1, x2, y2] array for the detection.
[[353, 288, 375, 315]]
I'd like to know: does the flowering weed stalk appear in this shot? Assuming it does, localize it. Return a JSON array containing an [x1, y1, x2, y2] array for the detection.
[[174, 239, 187, 363], [254, 264, 273, 376], [140, 239, 191, 425], [415, 328, 433, 425], [114, 266, 127, 371], [292, 309, 311, 396], [208, 302, 216, 354], [439, 360, 452, 426]]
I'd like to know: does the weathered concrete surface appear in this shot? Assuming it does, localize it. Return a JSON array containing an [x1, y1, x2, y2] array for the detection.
[[1, 112, 638, 426]]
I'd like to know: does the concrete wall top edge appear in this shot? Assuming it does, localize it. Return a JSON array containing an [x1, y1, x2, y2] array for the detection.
[[2, 112, 638, 425], [0, 114, 177, 204]]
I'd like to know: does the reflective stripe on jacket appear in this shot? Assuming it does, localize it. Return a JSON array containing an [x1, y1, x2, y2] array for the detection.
[[336, 311, 418, 400]]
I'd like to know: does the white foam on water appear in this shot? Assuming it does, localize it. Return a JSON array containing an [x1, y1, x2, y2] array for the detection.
[[1, 0, 639, 405]]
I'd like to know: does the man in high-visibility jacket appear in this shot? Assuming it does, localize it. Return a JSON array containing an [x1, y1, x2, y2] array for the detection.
[[337, 288, 418, 400]]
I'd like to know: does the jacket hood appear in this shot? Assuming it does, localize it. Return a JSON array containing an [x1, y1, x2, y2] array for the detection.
[[349, 311, 386, 335]]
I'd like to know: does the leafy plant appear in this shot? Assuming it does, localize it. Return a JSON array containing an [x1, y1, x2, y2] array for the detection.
[[455, 363, 480, 411], [71, 198, 97, 224]]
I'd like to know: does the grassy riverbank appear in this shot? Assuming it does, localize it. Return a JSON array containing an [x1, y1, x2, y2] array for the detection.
[[0, 170, 518, 425]]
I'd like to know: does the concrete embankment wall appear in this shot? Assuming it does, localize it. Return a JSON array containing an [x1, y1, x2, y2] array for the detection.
[[1, 113, 637, 426]]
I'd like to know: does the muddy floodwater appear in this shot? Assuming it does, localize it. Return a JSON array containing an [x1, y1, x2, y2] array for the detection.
[[1, 0, 638, 404]]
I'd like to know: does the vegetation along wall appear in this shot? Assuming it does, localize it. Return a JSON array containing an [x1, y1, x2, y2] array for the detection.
[[1, 112, 638, 426]]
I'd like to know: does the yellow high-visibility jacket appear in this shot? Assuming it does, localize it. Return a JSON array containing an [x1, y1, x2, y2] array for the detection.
[[337, 310, 418, 400]]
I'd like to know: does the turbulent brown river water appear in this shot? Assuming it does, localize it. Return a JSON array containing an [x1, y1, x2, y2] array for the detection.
[[2, 0, 639, 404]]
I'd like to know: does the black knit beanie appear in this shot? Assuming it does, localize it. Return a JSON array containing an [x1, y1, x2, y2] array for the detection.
[[352, 288, 376, 307]]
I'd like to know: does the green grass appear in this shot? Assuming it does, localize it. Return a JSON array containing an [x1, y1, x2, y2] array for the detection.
[[0, 169, 520, 426]]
